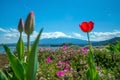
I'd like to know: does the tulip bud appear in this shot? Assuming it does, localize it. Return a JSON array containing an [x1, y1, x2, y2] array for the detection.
[[25, 11, 34, 35], [18, 18, 24, 33]]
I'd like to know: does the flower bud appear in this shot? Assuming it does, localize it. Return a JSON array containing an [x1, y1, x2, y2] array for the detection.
[[25, 11, 34, 35], [18, 18, 24, 33]]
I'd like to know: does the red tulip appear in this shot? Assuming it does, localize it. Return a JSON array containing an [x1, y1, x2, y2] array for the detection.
[[79, 21, 94, 32]]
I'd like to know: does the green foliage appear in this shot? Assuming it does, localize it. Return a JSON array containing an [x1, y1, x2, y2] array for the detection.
[[116, 41, 120, 52], [3, 44, 119, 79], [2, 29, 43, 80], [86, 32, 99, 80], [107, 41, 120, 53], [94, 50, 120, 79], [94, 50, 120, 68], [0, 12, 43, 80], [37, 46, 120, 79], [86, 46, 99, 80], [16, 36, 24, 62], [3, 45, 25, 80], [26, 28, 43, 80], [0, 70, 8, 80]]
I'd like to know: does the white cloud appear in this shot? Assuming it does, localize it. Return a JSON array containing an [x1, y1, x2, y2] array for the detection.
[[1, 27, 120, 43], [0, 27, 10, 33], [10, 28, 18, 32], [41, 32, 72, 39], [4, 28, 19, 38], [72, 32, 84, 39], [1, 29, 73, 42], [5, 33, 19, 38], [90, 30, 120, 41], [22, 31, 73, 41], [29, 31, 39, 41]]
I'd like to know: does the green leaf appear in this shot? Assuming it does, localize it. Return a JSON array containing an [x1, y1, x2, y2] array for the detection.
[[3, 45, 25, 80], [116, 41, 120, 52], [0, 70, 8, 80], [86, 45, 99, 80], [16, 36, 24, 61], [26, 28, 43, 80], [6, 72, 13, 80]]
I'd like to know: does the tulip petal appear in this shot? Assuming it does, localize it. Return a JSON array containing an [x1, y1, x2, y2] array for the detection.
[[80, 22, 88, 32], [88, 21, 94, 32]]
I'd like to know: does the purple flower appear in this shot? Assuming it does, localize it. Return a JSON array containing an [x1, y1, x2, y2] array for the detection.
[[46, 57, 51, 63], [56, 70, 64, 77]]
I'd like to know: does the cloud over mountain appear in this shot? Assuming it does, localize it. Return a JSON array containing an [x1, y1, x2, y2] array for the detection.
[[90, 30, 120, 41], [0, 27, 120, 43]]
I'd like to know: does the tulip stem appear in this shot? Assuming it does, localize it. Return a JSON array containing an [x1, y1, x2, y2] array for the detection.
[[20, 32, 22, 38], [27, 35, 30, 54], [20, 32, 22, 60], [87, 32, 91, 46]]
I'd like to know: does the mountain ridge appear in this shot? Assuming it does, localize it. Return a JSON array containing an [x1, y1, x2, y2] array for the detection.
[[1, 37, 120, 46]]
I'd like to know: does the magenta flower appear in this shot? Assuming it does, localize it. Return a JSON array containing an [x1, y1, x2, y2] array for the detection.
[[64, 68, 69, 72], [63, 45, 67, 49], [81, 47, 89, 53], [58, 61, 63, 65], [56, 70, 64, 77], [58, 61, 70, 66], [46, 57, 51, 63], [65, 61, 70, 66], [62, 45, 67, 53]]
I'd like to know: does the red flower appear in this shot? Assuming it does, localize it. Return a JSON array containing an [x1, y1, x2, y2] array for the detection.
[[79, 21, 94, 32]]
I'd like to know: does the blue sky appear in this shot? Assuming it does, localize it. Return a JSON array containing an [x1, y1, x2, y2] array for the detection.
[[0, 0, 120, 43]]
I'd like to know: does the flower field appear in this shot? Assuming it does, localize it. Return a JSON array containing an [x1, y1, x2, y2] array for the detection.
[[35, 45, 120, 80], [1, 45, 120, 80]]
